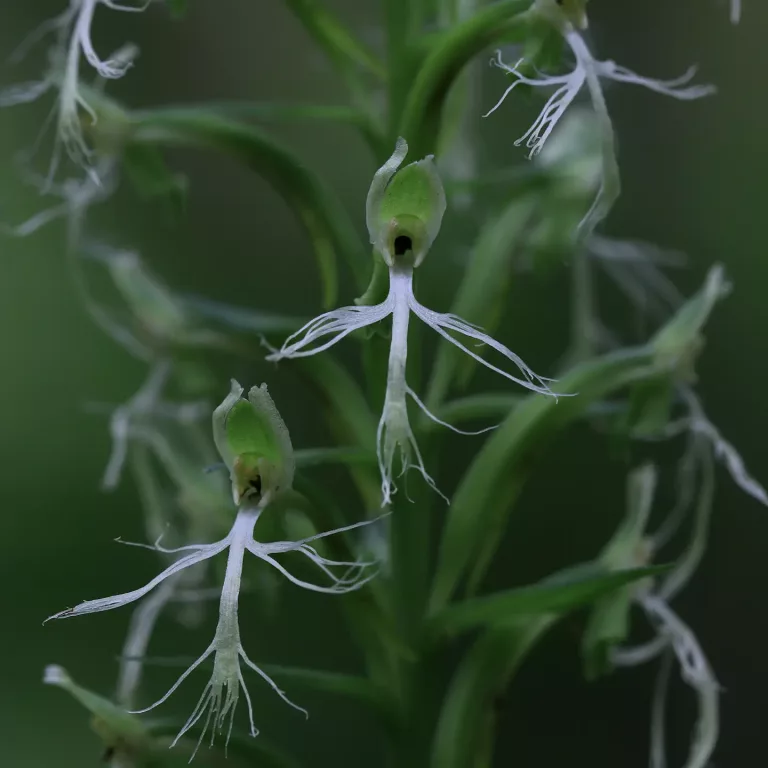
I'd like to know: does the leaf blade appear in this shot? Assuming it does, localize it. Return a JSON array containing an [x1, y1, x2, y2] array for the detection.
[[431, 564, 668, 637]]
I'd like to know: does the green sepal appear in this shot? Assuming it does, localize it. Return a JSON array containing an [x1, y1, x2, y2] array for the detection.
[[652, 264, 730, 372], [430, 561, 666, 638], [212, 381, 294, 503], [366, 138, 446, 267], [355, 250, 390, 307]]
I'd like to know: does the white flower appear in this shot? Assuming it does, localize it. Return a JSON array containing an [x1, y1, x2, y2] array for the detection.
[[48, 499, 378, 756], [268, 139, 557, 506], [1, 0, 148, 183], [486, 22, 714, 235], [485, 30, 715, 160], [617, 593, 720, 768]]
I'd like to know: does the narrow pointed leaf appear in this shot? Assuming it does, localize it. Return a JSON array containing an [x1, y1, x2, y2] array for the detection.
[[431, 618, 554, 768], [431, 564, 667, 637]]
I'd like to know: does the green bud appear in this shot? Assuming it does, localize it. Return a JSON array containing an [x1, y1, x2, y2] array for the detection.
[[43, 665, 152, 760], [365, 137, 446, 268], [212, 380, 294, 504], [652, 265, 730, 373]]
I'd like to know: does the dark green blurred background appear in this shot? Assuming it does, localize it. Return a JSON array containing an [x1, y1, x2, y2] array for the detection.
[[1, 1, 766, 766]]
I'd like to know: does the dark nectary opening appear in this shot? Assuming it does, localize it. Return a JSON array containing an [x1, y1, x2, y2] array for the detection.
[[394, 235, 412, 256]]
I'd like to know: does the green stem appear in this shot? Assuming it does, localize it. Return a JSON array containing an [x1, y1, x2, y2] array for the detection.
[[430, 618, 555, 768]]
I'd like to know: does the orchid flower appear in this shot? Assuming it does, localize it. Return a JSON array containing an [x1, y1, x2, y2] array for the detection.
[[268, 138, 557, 506], [0, 1, 148, 183], [585, 462, 720, 768], [485, 31, 715, 161], [48, 381, 379, 756], [606, 453, 721, 768], [485, 8, 714, 235]]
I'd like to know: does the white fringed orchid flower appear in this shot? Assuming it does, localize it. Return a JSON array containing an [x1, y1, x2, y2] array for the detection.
[[268, 138, 557, 506], [48, 381, 378, 756], [485, 1, 715, 235], [0, 0, 148, 183], [485, 29, 714, 160]]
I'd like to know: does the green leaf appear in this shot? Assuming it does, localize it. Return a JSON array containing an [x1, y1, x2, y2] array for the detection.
[[430, 346, 657, 612], [431, 563, 667, 637], [431, 618, 554, 768], [427, 393, 622, 432], [129, 108, 368, 306], [293, 355, 381, 509], [212, 381, 294, 502], [428, 393, 523, 427], [178, 101, 385, 156]]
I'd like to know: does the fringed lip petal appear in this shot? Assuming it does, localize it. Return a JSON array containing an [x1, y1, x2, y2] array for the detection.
[[49, 504, 382, 755], [267, 301, 393, 360], [408, 295, 557, 397], [271, 263, 557, 503], [46, 540, 230, 622]]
